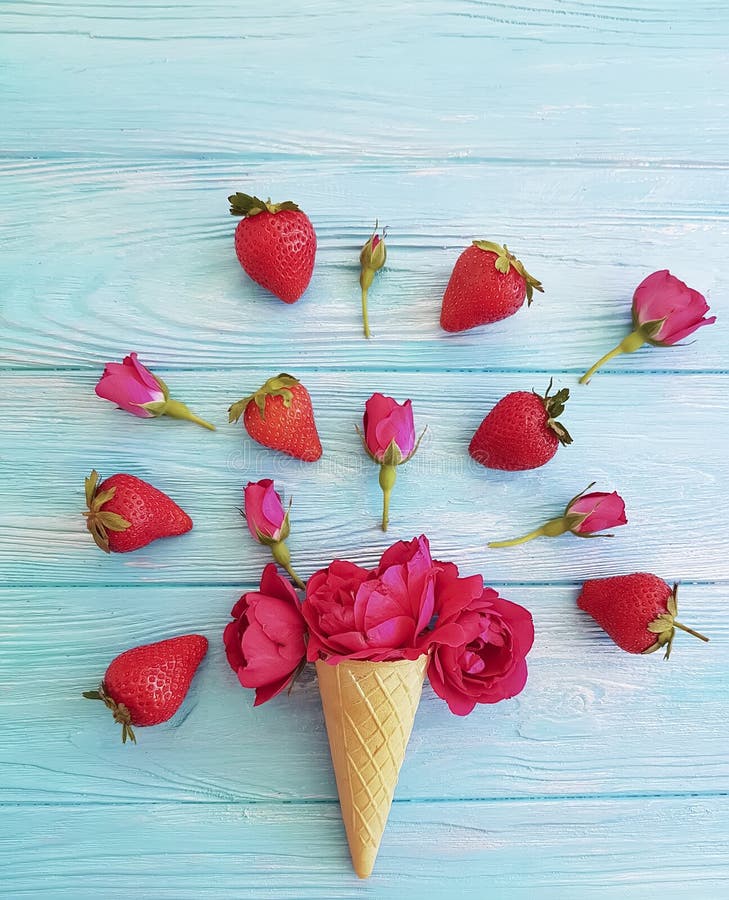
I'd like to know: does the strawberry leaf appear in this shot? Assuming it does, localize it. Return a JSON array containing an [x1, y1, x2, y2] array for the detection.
[[96, 511, 131, 532]]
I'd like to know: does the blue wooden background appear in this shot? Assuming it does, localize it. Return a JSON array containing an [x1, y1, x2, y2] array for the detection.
[[1, 2, 728, 897]]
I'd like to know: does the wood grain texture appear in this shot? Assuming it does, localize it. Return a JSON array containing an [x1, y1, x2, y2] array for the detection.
[[2, 0, 728, 896], [2, 159, 727, 370], [2, 799, 728, 899], [2, 2, 728, 161], [1, 371, 727, 585], [1, 584, 725, 805]]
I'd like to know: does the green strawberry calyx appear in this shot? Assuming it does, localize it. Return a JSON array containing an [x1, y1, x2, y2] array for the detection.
[[643, 584, 710, 660], [83, 470, 131, 554], [83, 683, 136, 744], [228, 192, 301, 217], [228, 373, 301, 424], [535, 379, 573, 446], [472, 240, 544, 304]]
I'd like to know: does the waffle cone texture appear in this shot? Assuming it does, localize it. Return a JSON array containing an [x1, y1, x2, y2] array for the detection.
[[316, 656, 427, 878]]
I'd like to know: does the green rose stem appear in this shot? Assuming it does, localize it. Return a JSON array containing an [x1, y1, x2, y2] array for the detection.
[[162, 398, 217, 432], [580, 330, 648, 385], [270, 540, 305, 590], [360, 270, 374, 339], [488, 517, 569, 548], [379, 464, 397, 532]]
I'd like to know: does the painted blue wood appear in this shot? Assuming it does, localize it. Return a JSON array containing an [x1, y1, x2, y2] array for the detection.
[[1, 1, 727, 896]]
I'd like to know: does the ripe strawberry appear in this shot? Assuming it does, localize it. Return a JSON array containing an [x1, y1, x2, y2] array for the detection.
[[577, 574, 709, 659], [83, 635, 208, 743], [229, 192, 316, 303], [228, 373, 322, 462], [84, 470, 192, 554], [440, 240, 543, 332], [469, 381, 572, 471]]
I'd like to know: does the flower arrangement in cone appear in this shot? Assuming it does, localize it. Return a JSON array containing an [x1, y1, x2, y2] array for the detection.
[[224, 480, 534, 878], [78, 202, 717, 884]]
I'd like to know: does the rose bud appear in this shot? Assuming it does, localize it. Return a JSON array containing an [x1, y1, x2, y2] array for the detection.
[[581, 271, 715, 384], [359, 222, 387, 339], [95, 353, 216, 431], [224, 563, 307, 706], [488, 483, 627, 548], [357, 393, 425, 531], [428, 584, 535, 716], [243, 479, 304, 589]]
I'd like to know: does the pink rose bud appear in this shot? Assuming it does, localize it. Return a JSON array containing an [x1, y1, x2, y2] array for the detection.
[[244, 479, 288, 543], [95, 353, 216, 431], [242, 479, 304, 589], [359, 221, 387, 338], [632, 270, 717, 345], [567, 490, 627, 535], [581, 270, 715, 383], [363, 393, 416, 462], [95, 353, 164, 418], [358, 393, 425, 531], [223, 564, 307, 706], [488, 483, 627, 548]]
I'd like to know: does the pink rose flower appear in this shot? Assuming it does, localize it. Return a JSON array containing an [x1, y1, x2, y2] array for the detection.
[[489, 484, 628, 548], [95, 352, 216, 430], [581, 270, 715, 383], [223, 564, 306, 706], [244, 479, 287, 543], [95, 352, 164, 418], [567, 490, 627, 535], [303, 535, 439, 663], [633, 270, 716, 345], [363, 393, 416, 462], [428, 587, 535, 716]]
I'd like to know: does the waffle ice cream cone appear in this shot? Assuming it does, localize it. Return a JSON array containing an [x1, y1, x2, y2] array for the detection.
[[316, 655, 427, 878]]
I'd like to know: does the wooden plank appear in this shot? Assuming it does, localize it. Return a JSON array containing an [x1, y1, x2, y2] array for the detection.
[[0, 583, 724, 804], [1, 371, 727, 585], [1, 159, 726, 370], [1, 2, 728, 162], [1, 798, 727, 898]]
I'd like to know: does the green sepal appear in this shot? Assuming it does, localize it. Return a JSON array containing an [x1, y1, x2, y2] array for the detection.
[[401, 426, 427, 464], [228, 374, 300, 424], [360, 221, 387, 274], [381, 439, 403, 467], [564, 482, 597, 513], [228, 192, 301, 218], [141, 400, 167, 417], [251, 509, 291, 546], [472, 240, 544, 304], [83, 682, 137, 744], [535, 380, 573, 446], [355, 425, 427, 467], [151, 373, 171, 400], [83, 470, 131, 554], [641, 584, 709, 660], [96, 511, 132, 532]]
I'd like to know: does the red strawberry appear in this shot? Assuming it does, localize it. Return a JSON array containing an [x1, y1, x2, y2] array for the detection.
[[229, 192, 316, 303], [469, 381, 572, 471], [577, 574, 709, 659], [228, 373, 322, 462], [84, 470, 192, 554], [440, 240, 543, 332], [83, 635, 208, 743]]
